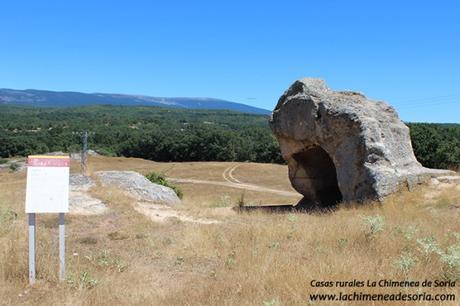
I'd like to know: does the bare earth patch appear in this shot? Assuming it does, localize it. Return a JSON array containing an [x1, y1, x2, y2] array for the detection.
[[135, 202, 219, 224]]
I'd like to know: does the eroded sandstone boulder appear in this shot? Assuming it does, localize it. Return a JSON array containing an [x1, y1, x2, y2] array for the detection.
[[270, 78, 452, 206]]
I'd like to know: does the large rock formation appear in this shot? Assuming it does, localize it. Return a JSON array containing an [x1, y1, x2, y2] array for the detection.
[[270, 78, 451, 207]]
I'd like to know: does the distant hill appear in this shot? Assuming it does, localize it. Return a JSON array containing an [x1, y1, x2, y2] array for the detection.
[[0, 88, 270, 115]]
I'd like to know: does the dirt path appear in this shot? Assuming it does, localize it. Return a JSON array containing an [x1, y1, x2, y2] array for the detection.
[[222, 165, 242, 184], [135, 202, 220, 224], [69, 173, 219, 224], [170, 165, 299, 197], [129, 164, 298, 223]]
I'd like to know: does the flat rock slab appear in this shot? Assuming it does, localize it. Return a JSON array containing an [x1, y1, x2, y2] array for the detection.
[[70, 174, 94, 191], [69, 174, 107, 215], [96, 171, 181, 206], [0, 159, 26, 172], [69, 191, 108, 215]]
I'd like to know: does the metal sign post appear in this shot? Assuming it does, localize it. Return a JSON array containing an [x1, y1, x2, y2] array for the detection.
[[59, 213, 65, 281], [28, 213, 36, 284], [25, 155, 70, 285]]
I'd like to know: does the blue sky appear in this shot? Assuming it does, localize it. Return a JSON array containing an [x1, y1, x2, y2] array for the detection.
[[0, 0, 459, 122]]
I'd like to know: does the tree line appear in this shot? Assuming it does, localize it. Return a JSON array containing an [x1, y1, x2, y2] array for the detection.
[[0, 105, 458, 169], [0, 105, 284, 164], [408, 123, 459, 170]]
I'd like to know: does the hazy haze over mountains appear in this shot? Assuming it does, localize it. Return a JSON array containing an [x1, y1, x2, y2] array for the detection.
[[0, 88, 270, 114]]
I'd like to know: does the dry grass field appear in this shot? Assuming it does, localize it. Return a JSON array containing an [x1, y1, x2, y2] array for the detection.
[[0, 156, 459, 305]]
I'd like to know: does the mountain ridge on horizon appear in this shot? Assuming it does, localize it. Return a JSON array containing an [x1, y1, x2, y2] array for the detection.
[[0, 88, 271, 115]]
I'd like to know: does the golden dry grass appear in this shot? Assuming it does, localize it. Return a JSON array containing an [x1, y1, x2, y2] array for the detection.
[[0, 157, 459, 305], [88, 156, 302, 207]]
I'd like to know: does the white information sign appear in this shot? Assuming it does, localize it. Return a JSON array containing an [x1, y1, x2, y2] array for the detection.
[[25, 155, 70, 213]]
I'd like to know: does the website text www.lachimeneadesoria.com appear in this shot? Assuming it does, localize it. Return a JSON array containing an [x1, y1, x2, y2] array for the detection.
[[309, 279, 456, 303]]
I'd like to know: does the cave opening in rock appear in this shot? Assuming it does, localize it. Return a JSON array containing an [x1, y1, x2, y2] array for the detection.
[[293, 146, 343, 207]]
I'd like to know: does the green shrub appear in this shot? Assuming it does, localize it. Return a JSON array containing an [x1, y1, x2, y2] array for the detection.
[[0, 158, 7, 164], [85, 250, 127, 273], [401, 225, 419, 240], [393, 252, 417, 274], [94, 147, 117, 157], [416, 236, 441, 256], [67, 271, 99, 289], [362, 215, 385, 238], [439, 243, 460, 281], [413, 236, 459, 281], [8, 162, 19, 172], [215, 194, 231, 207], [263, 299, 280, 306], [145, 171, 183, 199]]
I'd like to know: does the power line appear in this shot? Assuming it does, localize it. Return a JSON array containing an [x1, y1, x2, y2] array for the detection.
[[396, 99, 460, 109], [394, 93, 460, 104]]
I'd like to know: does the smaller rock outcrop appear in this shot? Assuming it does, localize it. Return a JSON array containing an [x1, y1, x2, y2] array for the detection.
[[70, 150, 100, 161], [96, 171, 181, 206]]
